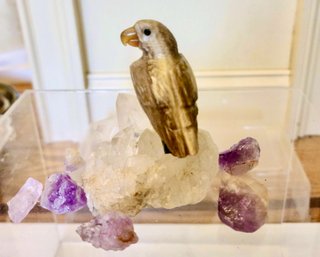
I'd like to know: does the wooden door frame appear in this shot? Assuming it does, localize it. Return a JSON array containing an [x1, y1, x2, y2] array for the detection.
[[292, 0, 320, 136]]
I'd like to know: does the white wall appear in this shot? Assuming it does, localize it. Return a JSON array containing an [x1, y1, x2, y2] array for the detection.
[[18, 0, 298, 90], [292, 0, 320, 136], [18, 0, 320, 139], [79, 0, 298, 73], [0, 0, 23, 54], [0, 0, 31, 83]]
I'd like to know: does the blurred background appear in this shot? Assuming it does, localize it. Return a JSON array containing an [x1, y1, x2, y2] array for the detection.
[[0, 0, 30, 89], [0, 0, 319, 219], [0, 0, 318, 133]]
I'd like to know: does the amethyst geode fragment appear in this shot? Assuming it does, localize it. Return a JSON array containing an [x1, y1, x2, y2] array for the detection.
[[76, 212, 138, 251], [40, 173, 87, 214], [219, 137, 260, 175], [218, 175, 268, 233]]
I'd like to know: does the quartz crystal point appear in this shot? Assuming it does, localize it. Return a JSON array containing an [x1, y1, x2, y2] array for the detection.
[[40, 173, 87, 214], [81, 128, 218, 216], [79, 115, 119, 160], [64, 148, 84, 173], [7, 177, 43, 223], [218, 174, 268, 233], [116, 93, 151, 130], [79, 94, 150, 160], [219, 137, 260, 175], [76, 212, 138, 251]]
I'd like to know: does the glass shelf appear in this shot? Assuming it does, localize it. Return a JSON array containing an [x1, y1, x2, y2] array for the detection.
[[0, 88, 311, 257]]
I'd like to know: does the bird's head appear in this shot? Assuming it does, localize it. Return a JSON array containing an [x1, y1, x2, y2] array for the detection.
[[121, 20, 179, 58]]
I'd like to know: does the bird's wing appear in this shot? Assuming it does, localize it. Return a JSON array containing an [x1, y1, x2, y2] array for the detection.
[[130, 57, 154, 108], [171, 54, 198, 106], [130, 54, 197, 107], [148, 54, 198, 108]]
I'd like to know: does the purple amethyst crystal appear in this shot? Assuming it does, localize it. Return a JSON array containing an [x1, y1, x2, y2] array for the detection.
[[40, 173, 87, 214], [76, 212, 138, 251], [219, 137, 260, 175], [7, 177, 43, 223], [218, 175, 268, 233]]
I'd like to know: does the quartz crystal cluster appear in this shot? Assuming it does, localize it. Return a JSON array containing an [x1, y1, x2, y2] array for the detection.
[[75, 94, 219, 216], [76, 212, 138, 251], [6, 92, 269, 252], [218, 138, 268, 233], [83, 129, 218, 216]]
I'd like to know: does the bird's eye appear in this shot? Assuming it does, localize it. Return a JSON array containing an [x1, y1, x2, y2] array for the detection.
[[143, 29, 151, 36]]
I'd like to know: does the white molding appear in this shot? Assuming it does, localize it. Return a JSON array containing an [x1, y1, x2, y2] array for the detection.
[[16, 0, 86, 90], [16, 1, 89, 142], [292, 0, 320, 136], [53, 0, 87, 90], [88, 69, 291, 90], [16, 0, 41, 89]]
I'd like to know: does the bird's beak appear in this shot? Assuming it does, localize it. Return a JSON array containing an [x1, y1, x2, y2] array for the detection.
[[121, 26, 139, 47]]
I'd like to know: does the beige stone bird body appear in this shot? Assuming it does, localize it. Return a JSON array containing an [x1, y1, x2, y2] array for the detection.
[[121, 20, 198, 158]]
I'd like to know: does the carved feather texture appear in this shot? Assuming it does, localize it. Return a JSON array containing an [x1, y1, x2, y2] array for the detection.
[[122, 19, 199, 157], [131, 54, 198, 157]]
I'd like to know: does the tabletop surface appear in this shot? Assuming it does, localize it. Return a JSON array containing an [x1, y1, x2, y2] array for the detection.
[[0, 223, 319, 257]]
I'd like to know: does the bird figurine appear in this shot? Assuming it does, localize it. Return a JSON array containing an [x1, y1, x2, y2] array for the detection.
[[120, 20, 199, 158]]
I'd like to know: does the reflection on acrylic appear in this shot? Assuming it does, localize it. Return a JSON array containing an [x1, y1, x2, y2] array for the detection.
[[6, 20, 268, 251]]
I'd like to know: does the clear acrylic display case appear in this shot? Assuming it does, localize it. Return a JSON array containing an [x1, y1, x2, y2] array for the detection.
[[0, 88, 313, 257]]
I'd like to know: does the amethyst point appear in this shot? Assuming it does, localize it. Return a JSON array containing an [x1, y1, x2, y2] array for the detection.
[[219, 137, 260, 175], [7, 177, 43, 223], [76, 212, 138, 251], [218, 175, 268, 233], [40, 173, 87, 214]]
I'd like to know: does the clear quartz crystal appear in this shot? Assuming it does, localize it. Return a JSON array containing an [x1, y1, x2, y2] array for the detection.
[[81, 128, 218, 216], [79, 115, 119, 160], [116, 93, 151, 130], [144, 130, 218, 209], [64, 148, 84, 173]]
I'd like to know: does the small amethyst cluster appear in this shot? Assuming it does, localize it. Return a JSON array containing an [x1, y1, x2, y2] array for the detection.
[[218, 137, 268, 233], [6, 149, 138, 251]]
